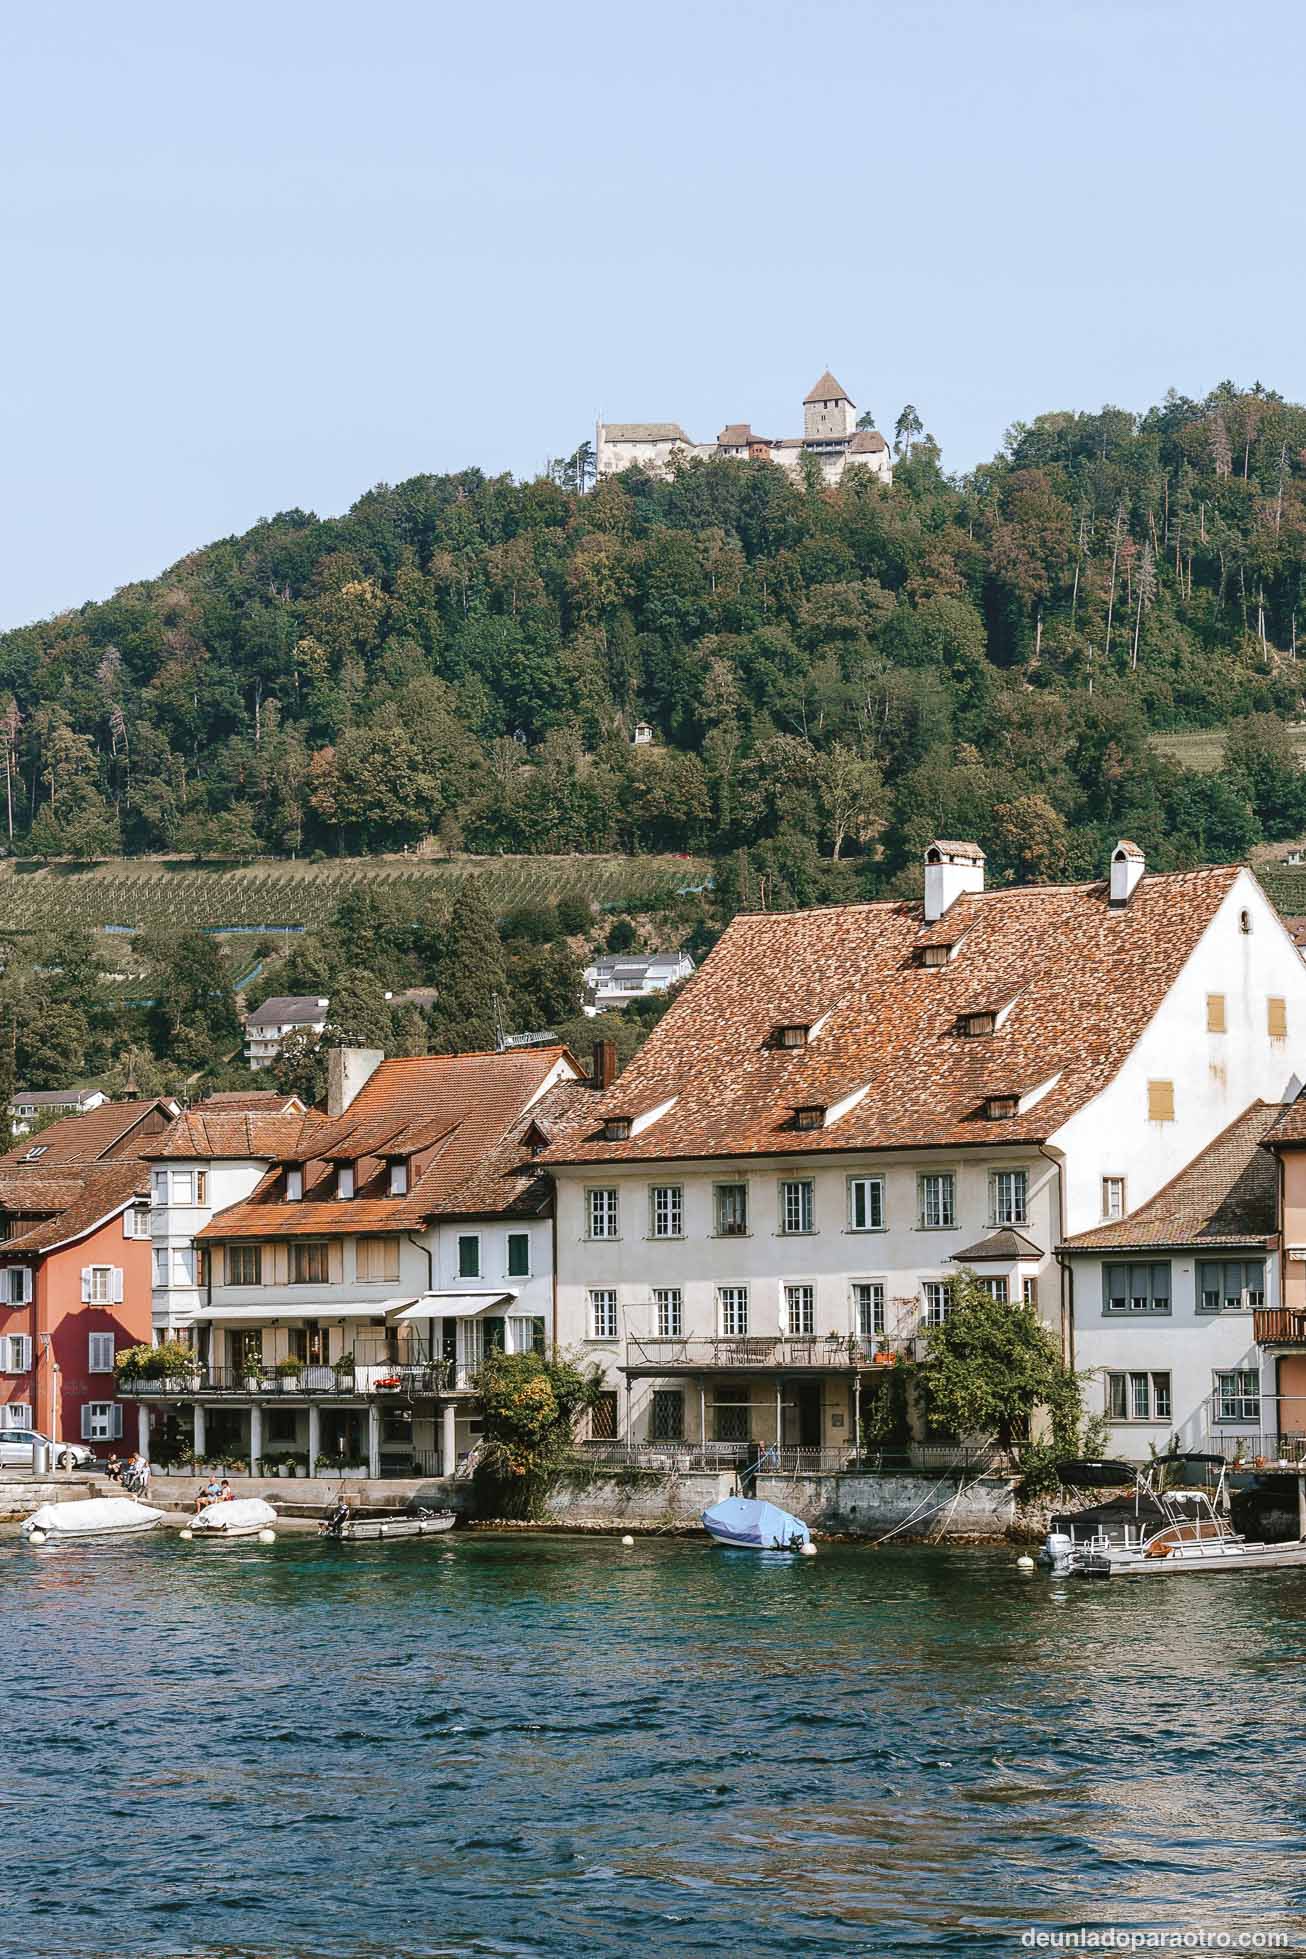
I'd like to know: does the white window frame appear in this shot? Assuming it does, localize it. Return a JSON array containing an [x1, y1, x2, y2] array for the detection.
[[778, 1179, 814, 1235], [337, 1165, 355, 1200], [151, 1169, 168, 1206], [1197, 1259, 1265, 1314], [918, 1173, 956, 1230], [505, 1231, 531, 1280], [88, 1332, 115, 1373], [989, 1169, 1028, 1227], [649, 1185, 684, 1240], [1102, 1176, 1126, 1221], [1, 1334, 32, 1374], [125, 1201, 151, 1240], [588, 1288, 618, 1340], [979, 1276, 1009, 1302], [922, 1280, 951, 1326], [852, 1280, 885, 1342], [1103, 1262, 1172, 1315], [783, 1283, 815, 1336], [586, 1188, 620, 1240], [713, 1183, 749, 1238], [2, 1402, 31, 1429], [456, 1233, 482, 1281], [718, 1285, 749, 1337], [654, 1287, 683, 1338], [152, 1247, 169, 1287], [388, 1161, 409, 1197], [0, 1267, 31, 1305], [1107, 1371, 1173, 1423], [84, 1265, 117, 1306], [847, 1176, 885, 1232], [286, 1167, 303, 1202], [1214, 1369, 1260, 1425]]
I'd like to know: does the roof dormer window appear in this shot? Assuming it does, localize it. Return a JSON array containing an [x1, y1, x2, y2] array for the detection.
[[793, 1105, 825, 1131], [957, 1011, 996, 1038], [919, 945, 951, 969], [337, 1165, 354, 1200], [774, 1023, 809, 1049], [286, 1167, 303, 1201], [602, 1116, 632, 1142], [983, 1095, 1019, 1121], [388, 1160, 408, 1197]]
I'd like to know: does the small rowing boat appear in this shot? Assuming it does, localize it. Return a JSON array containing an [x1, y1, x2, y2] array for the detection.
[[189, 1497, 278, 1539], [319, 1503, 456, 1542]]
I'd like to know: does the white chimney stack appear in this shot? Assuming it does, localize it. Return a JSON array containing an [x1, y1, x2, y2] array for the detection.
[[1109, 840, 1145, 907], [327, 1046, 385, 1117], [923, 840, 986, 923]]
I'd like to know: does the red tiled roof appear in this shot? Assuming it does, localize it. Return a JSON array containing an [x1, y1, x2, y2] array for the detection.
[[0, 1163, 146, 1253], [1060, 1102, 1280, 1252], [1262, 1093, 1306, 1147], [191, 1090, 306, 1113], [199, 1048, 590, 1239], [147, 1111, 318, 1162], [804, 370, 853, 404], [0, 1099, 177, 1169], [539, 866, 1245, 1166]]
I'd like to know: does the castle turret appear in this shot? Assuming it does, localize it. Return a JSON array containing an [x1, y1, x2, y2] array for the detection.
[[803, 370, 856, 442]]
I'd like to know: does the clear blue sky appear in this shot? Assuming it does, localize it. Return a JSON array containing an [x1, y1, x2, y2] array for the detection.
[[2, 0, 1301, 628]]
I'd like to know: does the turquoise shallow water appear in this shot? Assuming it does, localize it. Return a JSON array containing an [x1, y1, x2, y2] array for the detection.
[[5, 1529, 1306, 1958]]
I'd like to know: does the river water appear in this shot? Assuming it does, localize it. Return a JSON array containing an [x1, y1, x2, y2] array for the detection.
[[6, 1530, 1305, 1958]]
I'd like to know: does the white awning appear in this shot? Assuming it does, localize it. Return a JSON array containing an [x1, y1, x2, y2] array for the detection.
[[188, 1303, 385, 1323], [389, 1289, 519, 1322]]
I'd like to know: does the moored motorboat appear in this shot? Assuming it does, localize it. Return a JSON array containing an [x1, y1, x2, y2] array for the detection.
[[1040, 1454, 1235, 1575], [702, 1494, 811, 1551], [21, 1496, 164, 1544], [320, 1503, 456, 1542], [189, 1497, 278, 1539], [1080, 1534, 1306, 1577]]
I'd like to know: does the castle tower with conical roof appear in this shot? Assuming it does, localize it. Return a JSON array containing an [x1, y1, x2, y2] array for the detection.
[[803, 370, 856, 442]]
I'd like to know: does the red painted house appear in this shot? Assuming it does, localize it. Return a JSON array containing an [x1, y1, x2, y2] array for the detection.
[[0, 1099, 177, 1457]]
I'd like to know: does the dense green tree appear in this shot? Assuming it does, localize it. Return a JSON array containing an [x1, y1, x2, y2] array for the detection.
[[320, 967, 396, 1051], [426, 878, 509, 1053]]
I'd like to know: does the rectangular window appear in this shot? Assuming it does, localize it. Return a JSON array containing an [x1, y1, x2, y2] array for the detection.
[[848, 1176, 885, 1232], [1, 1334, 32, 1374], [1102, 1176, 1126, 1220], [1147, 1080, 1175, 1122], [1198, 1259, 1265, 1313], [853, 1281, 885, 1341], [3, 1402, 31, 1429], [88, 1332, 115, 1372], [718, 1285, 749, 1336], [1206, 993, 1226, 1033], [979, 1277, 1009, 1302], [989, 1170, 1028, 1227], [357, 1236, 400, 1283], [152, 1248, 168, 1286], [285, 1168, 303, 1202], [87, 1266, 112, 1305], [151, 1169, 167, 1206], [125, 1201, 151, 1239], [923, 1280, 951, 1326], [0, 1267, 30, 1305], [196, 1171, 207, 1206], [1103, 1262, 1172, 1314], [918, 1174, 956, 1229], [289, 1241, 328, 1285], [1106, 1371, 1173, 1422], [172, 1171, 194, 1205], [784, 1283, 815, 1336], [172, 1247, 196, 1287], [1022, 1276, 1038, 1307], [589, 1289, 618, 1340], [651, 1389, 684, 1441], [389, 1161, 409, 1197], [590, 1390, 618, 1440], [587, 1189, 619, 1239], [1269, 997, 1288, 1040], [457, 1234, 481, 1280], [81, 1402, 123, 1442], [649, 1185, 683, 1239], [1216, 1369, 1260, 1423], [506, 1231, 531, 1279], [779, 1179, 814, 1235], [654, 1287, 683, 1338], [228, 1244, 262, 1286], [337, 1165, 355, 1200], [714, 1183, 748, 1237]]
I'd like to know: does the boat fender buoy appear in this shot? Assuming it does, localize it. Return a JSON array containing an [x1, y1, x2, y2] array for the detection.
[[1017, 1554, 1036, 1571], [179, 1528, 193, 1541], [620, 1534, 635, 1547], [27, 1528, 46, 1545], [798, 1540, 818, 1557], [257, 1529, 275, 1544]]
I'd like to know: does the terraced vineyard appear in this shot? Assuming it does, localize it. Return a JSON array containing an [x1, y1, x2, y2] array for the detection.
[[1149, 726, 1306, 773], [0, 854, 712, 936]]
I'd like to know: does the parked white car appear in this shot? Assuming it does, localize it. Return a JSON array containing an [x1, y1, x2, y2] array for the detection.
[[0, 1429, 94, 1470]]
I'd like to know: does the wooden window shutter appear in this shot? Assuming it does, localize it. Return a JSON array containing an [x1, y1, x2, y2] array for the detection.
[[81, 1266, 93, 1302], [1147, 1080, 1175, 1122], [1206, 993, 1226, 1033], [328, 1239, 344, 1283], [81, 1405, 93, 1439], [111, 1404, 123, 1439], [1269, 997, 1288, 1039], [110, 1268, 124, 1304]]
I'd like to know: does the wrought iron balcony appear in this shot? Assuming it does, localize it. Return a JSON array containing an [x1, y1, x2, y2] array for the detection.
[[622, 1333, 913, 1374], [125, 1346, 455, 1399]]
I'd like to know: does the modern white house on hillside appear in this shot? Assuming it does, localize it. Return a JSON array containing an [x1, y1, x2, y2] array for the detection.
[[582, 951, 695, 1016], [541, 840, 1306, 1458], [244, 996, 329, 1070]]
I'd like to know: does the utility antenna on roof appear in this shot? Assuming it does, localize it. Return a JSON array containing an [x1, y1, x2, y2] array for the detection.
[[492, 991, 507, 1052]]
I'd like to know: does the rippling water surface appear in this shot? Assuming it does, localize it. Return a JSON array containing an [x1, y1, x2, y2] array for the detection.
[[6, 1529, 1306, 1957]]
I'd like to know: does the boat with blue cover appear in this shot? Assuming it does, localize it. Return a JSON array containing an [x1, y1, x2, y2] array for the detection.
[[702, 1493, 811, 1551]]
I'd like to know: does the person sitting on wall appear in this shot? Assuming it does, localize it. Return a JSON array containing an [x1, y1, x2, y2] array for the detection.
[[195, 1477, 224, 1512], [105, 1454, 123, 1484], [219, 1480, 234, 1502]]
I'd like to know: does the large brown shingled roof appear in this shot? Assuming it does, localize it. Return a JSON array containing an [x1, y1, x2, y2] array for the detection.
[[147, 1111, 316, 1162], [0, 1098, 177, 1169], [1060, 1101, 1280, 1252], [539, 866, 1245, 1166]]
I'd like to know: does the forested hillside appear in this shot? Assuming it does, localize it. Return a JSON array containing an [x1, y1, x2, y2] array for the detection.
[[4, 380, 1306, 904]]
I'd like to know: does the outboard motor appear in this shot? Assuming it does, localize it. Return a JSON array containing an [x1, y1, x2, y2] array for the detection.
[[1039, 1529, 1075, 1573]]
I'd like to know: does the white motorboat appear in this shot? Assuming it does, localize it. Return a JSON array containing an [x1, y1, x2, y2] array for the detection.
[[21, 1496, 164, 1543], [320, 1502, 456, 1542], [189, 1497, 278, 1539], [702, 1495, 812, 1551], [1040, 1454, 1235, 1575], [1080, 1534, 1306, 1577]]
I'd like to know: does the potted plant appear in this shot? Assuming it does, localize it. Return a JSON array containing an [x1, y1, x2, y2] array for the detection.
[[333, 1349, 356, 1386], [274, 1357, 304, 1387]]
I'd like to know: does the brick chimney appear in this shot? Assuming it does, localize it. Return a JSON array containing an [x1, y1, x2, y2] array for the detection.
[[326, 1046, 385, 1117], [592, 1039, 618, 1091], [923, 840, 985, 923]]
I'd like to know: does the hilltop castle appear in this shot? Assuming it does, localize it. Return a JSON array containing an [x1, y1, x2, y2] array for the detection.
[[595, 370, 892, 488]]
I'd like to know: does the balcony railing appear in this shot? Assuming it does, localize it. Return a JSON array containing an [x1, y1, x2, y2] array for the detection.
[[622, 1333, 913, 1372], [127, 1348, 456, 1399], [1255, 1309, 1306, 1346]]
